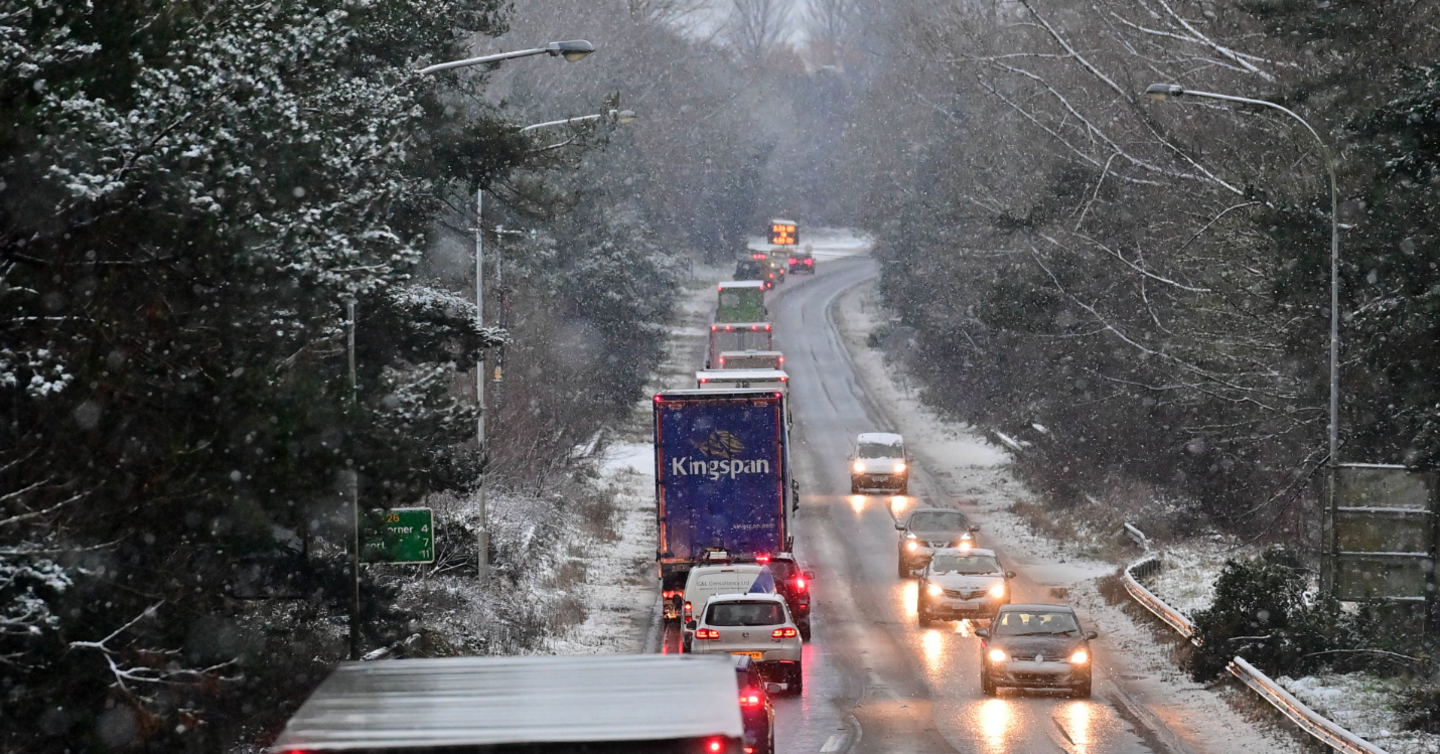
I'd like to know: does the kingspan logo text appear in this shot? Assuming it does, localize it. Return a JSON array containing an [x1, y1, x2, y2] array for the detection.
[[670, 457, 772, 481]]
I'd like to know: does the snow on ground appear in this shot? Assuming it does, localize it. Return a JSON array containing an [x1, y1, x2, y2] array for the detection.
[[1280, 673, 1439, 754], [1145, 541, 1242, 616], [833, 279, 1309, 754]]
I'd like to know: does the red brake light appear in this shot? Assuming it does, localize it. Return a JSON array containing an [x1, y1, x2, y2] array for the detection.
[[696, 628, 720, 639], [707, 739, 724, 753], [794, 577, 806, 591], [805, 258, 813, 264], [764, 324, 771, 330], [771, 627, 798, 638], [756, 554, 770, 563], [788, 258, 796, 264], [739, 690, 762, 707], [684, 601, 692, 617]]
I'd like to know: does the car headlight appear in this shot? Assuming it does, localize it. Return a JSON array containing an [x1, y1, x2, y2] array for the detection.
[[1069, 649, 1089, 664], [958, 541, 971, 552], [988, 649, 1008, 663], [895, 461, 906, 473], [927, 583, 943, 597], [906, 541, 919, 552], [852, 460, 865, 473], [988, 583, 1005, 599]]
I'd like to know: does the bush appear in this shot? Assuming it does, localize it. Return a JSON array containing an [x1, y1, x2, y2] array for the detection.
[[1188, 547, 1357, 681]]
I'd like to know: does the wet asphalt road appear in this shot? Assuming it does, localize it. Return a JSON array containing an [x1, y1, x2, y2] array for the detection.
[[665, 257, 1179, 754]]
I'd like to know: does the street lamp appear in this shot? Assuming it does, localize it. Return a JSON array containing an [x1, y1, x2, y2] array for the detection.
[[1146, 81, 1341, 570], [417, 39, 595, 75], [518, 109, 638, 133], [415, 41, 597, 579]]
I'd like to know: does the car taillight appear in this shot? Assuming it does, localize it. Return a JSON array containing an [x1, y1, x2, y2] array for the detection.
[[706, 738, 725, 754], [794, 577, 806, 591], [805, 258, 813, 264], [684, 601, 692, 617], [695, 628, 720, 639], [771, 627, 798, 638], [788, 258, 796, 264], [756, 554, 769, 563], [739, 690, 762, 707], [663, 590, 682, 599]]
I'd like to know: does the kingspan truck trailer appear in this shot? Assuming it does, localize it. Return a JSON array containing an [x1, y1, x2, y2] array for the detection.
[[654, 388, 795, 619]]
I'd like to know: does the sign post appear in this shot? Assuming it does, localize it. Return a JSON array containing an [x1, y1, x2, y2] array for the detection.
[[362, 507, 436, 564]]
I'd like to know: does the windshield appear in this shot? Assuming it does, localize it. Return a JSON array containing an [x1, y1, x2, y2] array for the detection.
[[930, 554, 1001, 574], [766, 560, 798, 579], [858, 441, 903, 458], [907, 511, 967, 530], [993, 610, 1081, 636], [706, 601, 786, 626]]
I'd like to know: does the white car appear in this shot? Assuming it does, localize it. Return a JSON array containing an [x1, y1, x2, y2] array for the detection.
[[850, 432, 909, 494], [917, 547, 1014, 626], [681, 564, 775, 651], [688, 593, 804, 695]]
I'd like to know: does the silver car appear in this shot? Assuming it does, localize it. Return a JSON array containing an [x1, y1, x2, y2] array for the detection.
[[688, 593, 804, 695], [917, 547, 1014, 625]]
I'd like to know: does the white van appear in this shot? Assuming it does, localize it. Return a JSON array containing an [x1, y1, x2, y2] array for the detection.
[[681, 564, 776, 651]]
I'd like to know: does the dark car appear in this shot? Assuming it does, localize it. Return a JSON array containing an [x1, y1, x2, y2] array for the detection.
[[789, 248, 815, 274], [733, 655, 777, 754], [765, 553, 815, 641], [733, 259, 775, 290], [975, 604, 1098, 698], [896, 507, 979, 577]]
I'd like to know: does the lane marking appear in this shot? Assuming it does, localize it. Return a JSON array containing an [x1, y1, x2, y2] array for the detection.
[[820, 734, 843, 753]]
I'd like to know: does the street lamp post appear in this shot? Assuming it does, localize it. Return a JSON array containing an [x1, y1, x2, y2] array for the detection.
[[518, 109, 637, 133], [418, 40, 596, 578], [1146, 82, 1341, 580]]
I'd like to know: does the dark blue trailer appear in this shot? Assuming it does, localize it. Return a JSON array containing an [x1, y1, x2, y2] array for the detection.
[[654, 389, 794, 606]]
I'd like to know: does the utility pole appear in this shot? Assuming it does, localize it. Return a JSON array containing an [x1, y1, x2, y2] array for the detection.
[[346, 298, 361, 660], [476, 189, 489, 579]]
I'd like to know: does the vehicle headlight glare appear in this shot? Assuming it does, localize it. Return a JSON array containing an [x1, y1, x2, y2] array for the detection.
[[1069, 649, 1089, 664], [906, 541, 918, 552], [959, 541, 971, 552], [852, 461, 865, 473], [988, 649, 1007, 663], [988, 583, 1005, 598], [927, 583, 943, 597], [895, 461, 906, 473]]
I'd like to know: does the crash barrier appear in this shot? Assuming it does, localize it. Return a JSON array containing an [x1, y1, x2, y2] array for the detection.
[[1123, 523, 1150, 550], [1122, 525, 1390, 754], [1229, 657, 1390, 754], [1121, 552, 1200, 646]]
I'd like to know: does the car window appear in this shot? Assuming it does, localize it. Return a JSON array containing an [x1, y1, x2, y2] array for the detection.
[[707, 601, 786, 626], [858, 441, 902, 458], [993, 610, 1081, 636], [766, 560, 798, 579], [930, 554, 1001, 574], [907, 511, 967, 530]]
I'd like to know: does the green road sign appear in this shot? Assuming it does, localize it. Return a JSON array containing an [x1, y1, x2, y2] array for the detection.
[[362, 507, 435, 564]]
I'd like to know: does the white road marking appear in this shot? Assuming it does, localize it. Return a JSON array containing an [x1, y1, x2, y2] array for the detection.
[[820, 733, 844, 753]]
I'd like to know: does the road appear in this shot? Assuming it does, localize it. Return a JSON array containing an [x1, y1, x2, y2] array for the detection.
[[673, 256, 1191, 753]]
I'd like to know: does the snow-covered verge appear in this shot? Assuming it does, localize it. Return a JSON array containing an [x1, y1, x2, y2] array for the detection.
[[1279, 673, 1438, 754], [833, 278, 1311, 754]]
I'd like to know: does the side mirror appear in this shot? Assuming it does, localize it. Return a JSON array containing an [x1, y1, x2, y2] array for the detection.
[[969, 525, 981, 533], [894, 521, 906, 530], [804, 571, 816, 580], [685, 620, 697, 631], [1005, 571, 1016, 579], [974, 628, 989, 638], [764, 682, 784, 695], [1087, 631, 1098, 641]]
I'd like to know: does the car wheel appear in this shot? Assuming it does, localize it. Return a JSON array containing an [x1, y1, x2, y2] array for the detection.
[[982, 672, 997, 697], [789, 665, 804, 696], [897, 559, 909, 579], [1073, 678, 1092, 698], [681, 637, 692, 653], [917, 609, 931, 627], [799, 621, 812, 642], [850, 479, 860, 495], [898, 482, 909, 495]]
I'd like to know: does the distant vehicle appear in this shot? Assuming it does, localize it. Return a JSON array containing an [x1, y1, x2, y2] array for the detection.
[[697, 368, 789, 396], [896, 507, 979, 578], [733, 655, 779, 754], [789, 246, 815, 274], [764, 552, 815, 641], [689, 593, 804, 695], [916, 547, 1014, 626], [732, 259, 773, 290], [850, 432, 910, 494], [681, 562, 775, 650], [717, 280, 768, 321], [763, 250, 788, 283], [717, 350, 784, 370], [654, 390, 796, 617], [975, 604, 1098, 698], [707, 323, 773, 369], [268, 654, 746, 754]]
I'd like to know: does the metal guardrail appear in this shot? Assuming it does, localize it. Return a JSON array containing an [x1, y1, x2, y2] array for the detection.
[[1229, 657, 1390, 754], [1121, 525, 1390, 754]]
